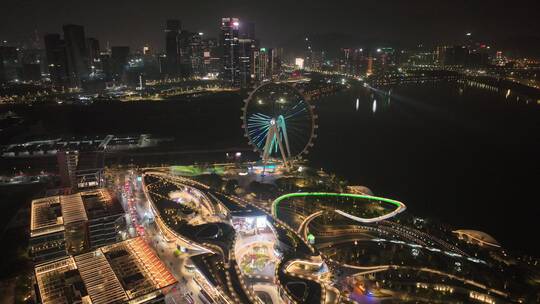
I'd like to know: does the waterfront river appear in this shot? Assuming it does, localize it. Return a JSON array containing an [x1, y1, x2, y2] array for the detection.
[[309, 81, 540, 255]]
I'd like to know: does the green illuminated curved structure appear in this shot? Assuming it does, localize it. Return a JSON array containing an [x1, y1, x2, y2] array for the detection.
[[272, 192, 406, 223]]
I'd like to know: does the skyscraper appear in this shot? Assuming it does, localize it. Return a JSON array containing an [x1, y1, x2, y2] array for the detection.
[[221, 17, 240, 87], [201, 38, 221, 76], [238, 38, 254, 88], [63, 24, 89, 87], [165, 19, 181, 77], [86, 38, 100, 67], [111, 46, 130, 81], [0, 46, 19, 83], [268, 48, 283, 78], [187, 32, 205, 77], [253, 48, 269, 83], [44, 34, 69, 86]]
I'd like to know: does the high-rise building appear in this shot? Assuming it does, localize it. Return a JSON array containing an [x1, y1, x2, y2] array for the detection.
[[22, 63, 41, 81], [57, 150, 105, 192], [201, 38, 221, 76], [366, 57, 373, 76], [253, 47, 269, 83], [86, 38, 100, 63], [0, 46, 19, 83], [44, 33, 69, 86], [435, 46, 449, 66], [268, 48, 283, 78], [57, 150, 79, 189], [99, 52, 112, 80], [444, 46, 468, 66], [63, 24, 89, 87], [221, 17, 240, 87], [20, 48, 44, 82], [165, 19, 181, 77], [239, 38, 254, 88], [0, 51, 4, 83], [86, 38, 100, 78], [184, 31, 204, 77], [309, 50, 324, 70], [111, 46, 130, 81]]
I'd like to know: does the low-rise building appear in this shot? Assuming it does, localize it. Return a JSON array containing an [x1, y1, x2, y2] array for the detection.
[[34, 237, 177, 304], [30, 189, 125, 262]]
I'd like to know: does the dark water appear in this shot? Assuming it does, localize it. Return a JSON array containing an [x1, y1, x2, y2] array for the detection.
[[309, 81, 540, 255]]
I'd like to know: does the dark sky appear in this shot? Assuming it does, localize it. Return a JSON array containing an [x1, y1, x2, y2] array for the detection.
[[1, 0, 539, 51]]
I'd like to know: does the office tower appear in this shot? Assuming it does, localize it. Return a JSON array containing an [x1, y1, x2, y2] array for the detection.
[[366, 57, 373, 76], [187, 32, 205, 77], [158, 53, 168, 75], [86, 38, 100, 75], [57, 150, 78, 189], [0, 50, 4, 83], [352, 48, 366, 76], [58, 150, 105, 192], [63, 24, 89, 87], [21, 47, 44, 81], [111, 46, 130, 81], [253, 48, 269, 82], [0, 46, 21, 82], [44, 33, 69, 86], [165, 19, 181, 77], [201, 38, 221, 76], [309, 50, 324, 70], [238, 38, 253, 88], [86, 38, 100, 62], [435, 46, 448, 66], [22, 63, 41, 81], [444, 46, 468, 66], [268, 48, 283, 77], [340, 48, 363, 75], [221, 17, 240, 87], [0, 46, 20, 82], [99, 52, 112, 80]]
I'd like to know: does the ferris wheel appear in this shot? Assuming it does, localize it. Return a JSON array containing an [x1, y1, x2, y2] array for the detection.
[[242, 82, 317, 168]]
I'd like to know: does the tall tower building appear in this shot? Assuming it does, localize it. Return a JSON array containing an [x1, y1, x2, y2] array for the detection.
[[187, 32, 204, 77], [63, 24, 89, 87], [0, 46, 20, 83], [111, 46, 130, 81], [86, 38, 100, 69], [253, 48, 269, 83], [238, 38, 254, 88], [165, 19, 181, 77], [44, 34, 69, 86], [268, 48, 283, 78], [221, 17, 240, 87]]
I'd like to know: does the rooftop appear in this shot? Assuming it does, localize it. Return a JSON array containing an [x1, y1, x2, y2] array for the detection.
[[30, 196, 64, 237], [60, 193, 88, 225], [35, 237, 177, 304], [81, 189, 123, 220], [31, 189, 123, 238], [34, 257, 89, 304]]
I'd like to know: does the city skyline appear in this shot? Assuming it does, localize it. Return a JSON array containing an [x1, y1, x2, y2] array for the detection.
[[1, 0, 540, 54]]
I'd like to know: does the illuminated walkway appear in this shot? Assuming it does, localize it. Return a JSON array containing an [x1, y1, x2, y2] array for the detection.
[[273, 192, 406, 224]]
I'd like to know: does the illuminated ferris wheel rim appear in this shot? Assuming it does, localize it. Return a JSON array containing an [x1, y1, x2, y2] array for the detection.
[[242, 82, 317, 161]]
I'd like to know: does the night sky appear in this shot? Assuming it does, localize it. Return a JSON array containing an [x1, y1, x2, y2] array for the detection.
[[1, 0, 539, 51]]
